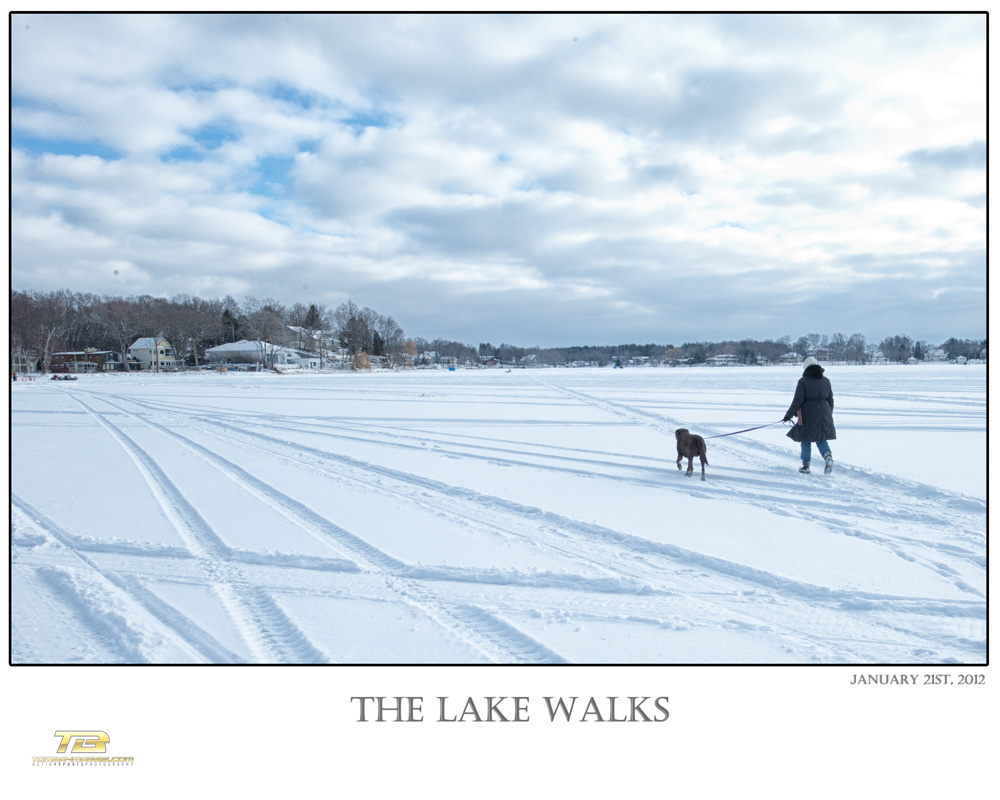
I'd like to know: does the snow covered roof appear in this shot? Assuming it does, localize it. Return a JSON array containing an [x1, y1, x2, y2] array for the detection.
[[206, 340, 310, 357], [206, 340, 269, 353], [130, 337, 167, 349]]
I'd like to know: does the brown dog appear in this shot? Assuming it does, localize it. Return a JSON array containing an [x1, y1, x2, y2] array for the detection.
[[675, 429, 708, 481]]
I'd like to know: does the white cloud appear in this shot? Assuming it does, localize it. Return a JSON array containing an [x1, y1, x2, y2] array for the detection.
[[10, 12, 986, 345]]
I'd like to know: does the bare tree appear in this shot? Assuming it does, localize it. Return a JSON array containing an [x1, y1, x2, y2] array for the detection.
[[170, 294, 225, 367], [302, 303, 330, 365], [241, 296, 288, 368], [806, 332, 828, 355], [332, 301, 372, 359], [402, 339, 418, 366], [373, 312, 405, 366], [941, 337, 986, 361], [828, 332, 848, 363], [10, 290, 69, 372], [24, 290, 76, 373], [9, 291, 34, 369], [220, 296, 243, 343], [846, 333, 867, 363], [98, 295, 146, 372], [879, 334, 913, 363]]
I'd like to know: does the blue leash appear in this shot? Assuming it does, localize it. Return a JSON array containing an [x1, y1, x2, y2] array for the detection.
[[704, 420, 786, 440]]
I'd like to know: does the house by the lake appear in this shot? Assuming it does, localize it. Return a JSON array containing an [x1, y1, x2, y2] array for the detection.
[[205, 340, 320, 369], [128, 337, 178, 371], [50, 349, 128, 373]]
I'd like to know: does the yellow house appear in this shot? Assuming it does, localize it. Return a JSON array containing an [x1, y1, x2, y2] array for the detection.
[[128, 337, 178, 371]]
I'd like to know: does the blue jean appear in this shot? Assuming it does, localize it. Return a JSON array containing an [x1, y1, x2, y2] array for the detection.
[[801, 441, 831, 462]]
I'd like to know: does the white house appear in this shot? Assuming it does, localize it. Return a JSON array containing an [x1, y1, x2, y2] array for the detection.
[[128, 337, 177, 371], [205, 340, 263, 366], [276, 349, 321, 369], [205, 340, 320, 369], [287, 325, 339, 354], [709, 354, 739, 366]]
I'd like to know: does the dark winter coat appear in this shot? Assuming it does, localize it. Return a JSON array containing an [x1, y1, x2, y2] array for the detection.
[[784, 365, 837, 442]]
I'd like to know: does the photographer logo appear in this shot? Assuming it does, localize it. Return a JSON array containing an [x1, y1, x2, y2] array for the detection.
[[33, 730, 134, 767]]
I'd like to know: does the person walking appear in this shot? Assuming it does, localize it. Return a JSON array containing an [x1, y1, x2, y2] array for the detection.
[[783, 356, 836, 474]]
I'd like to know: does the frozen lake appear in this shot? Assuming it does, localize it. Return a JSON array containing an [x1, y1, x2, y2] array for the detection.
[[10, 364, 986, 664]]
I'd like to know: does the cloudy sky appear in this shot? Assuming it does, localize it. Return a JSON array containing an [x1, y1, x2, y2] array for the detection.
[[10, 12, 986, 347]]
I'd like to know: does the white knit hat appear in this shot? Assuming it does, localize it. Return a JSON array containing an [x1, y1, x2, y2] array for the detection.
[[803, 356, 820, 368]]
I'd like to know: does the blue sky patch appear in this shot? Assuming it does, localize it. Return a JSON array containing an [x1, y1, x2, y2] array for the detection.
[[161, 145, 205, 163], [165, 79, 238, 95], [11, 132, 121, 161], [270, 82, 321, 110], [252, 155, 296, 197], [187, 120, 240, 150], [342, 108, 399, 134], [904, 140, 986, 171]]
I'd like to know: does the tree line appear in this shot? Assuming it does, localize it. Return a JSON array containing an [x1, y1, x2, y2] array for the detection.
[[9, 289, 410, 372], [9, 288, 985, 373], [469, 333, 985, 367]]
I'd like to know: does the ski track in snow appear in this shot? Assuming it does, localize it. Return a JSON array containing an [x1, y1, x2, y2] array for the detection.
[[10, 368, 986, 665], [534, 379, 986, 578], [15, 391, 561, 664]]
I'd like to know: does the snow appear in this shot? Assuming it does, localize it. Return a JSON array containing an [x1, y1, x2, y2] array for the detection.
[[10, 364, 986, 665]]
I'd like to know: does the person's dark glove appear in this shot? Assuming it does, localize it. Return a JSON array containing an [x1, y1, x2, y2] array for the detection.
[[782, 413, 793, 422]]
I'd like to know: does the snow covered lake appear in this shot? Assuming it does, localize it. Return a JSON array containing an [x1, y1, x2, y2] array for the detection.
[[10, 364, 986, 665]]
